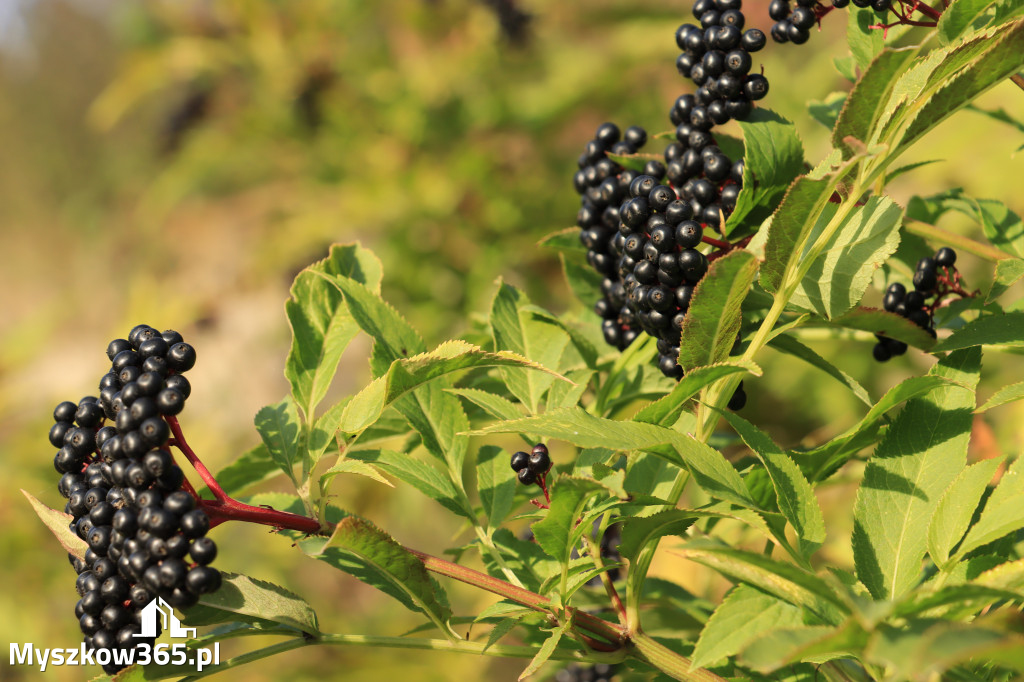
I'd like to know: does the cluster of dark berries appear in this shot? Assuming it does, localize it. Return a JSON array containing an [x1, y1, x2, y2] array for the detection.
[[52, 325, 221, 673], [572, 1, 761, 386], [875, 247, 960, 362], [510, 443, 551, 486], [555, 663, 620, 682], [767, 0, 820, 44]]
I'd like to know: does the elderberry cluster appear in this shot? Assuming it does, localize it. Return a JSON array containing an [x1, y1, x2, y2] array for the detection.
[[874, 247, 960, 362], [52, 325, 221, 673], [572, 1, 766, 406], [510, 443, 551, 486]]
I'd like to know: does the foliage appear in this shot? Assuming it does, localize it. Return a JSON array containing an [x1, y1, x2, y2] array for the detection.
[[14, 1, 1024, 681]]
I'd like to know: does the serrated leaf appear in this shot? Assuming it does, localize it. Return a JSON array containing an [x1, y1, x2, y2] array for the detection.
[[341, 340, 565, 433], [303, 516, 455, 638], [896, 19, 1024, 154], [22, 489, 88, 560], [938, 0, 1003, 44], [633, 360, 762, 426], [675, 540, 846, 623], [824, 307, 938, 349], [852, 347, 981, 600], [447, 387, 526, 422], [531, 478, 600, 565], [973, 558, 1024, 591], [319, 459, 392, 488], [927, 457, 1002, 568], [988, 258, 1024, 302], [307, 398, 349, 466], [833, 47, 920, 156], [490, 282, 570, 412], [768, 334, 872, 406], [718, 412, 825, 552], [802, 375, 960, 474], [724, 109, 805, 236], [692, 585, 805, 669], [253, 397, 304, 485], [478, 445, 517, 531], [677, 251, 759, 371], [788, 198, 904, 320], [761, 174, 845, 295], [619, 510, 700, 562], [957, 456, 1024, 558], [932, 312, 1024, 351], [347, 450, 473, 520], [518, 619, 571, 680], [285, 244, 382, 423], [483, 616, 525, 652], [976, 381, 1024, 413], [848, 8, 884, 69], [182, 572, 319, 633], [467, 407, 756, 508]]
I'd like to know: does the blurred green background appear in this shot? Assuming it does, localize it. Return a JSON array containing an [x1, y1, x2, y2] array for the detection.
[[2, 1, 1022, 680]]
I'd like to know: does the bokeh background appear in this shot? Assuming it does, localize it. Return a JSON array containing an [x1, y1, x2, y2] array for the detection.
[[2, 1, 1022, 680]]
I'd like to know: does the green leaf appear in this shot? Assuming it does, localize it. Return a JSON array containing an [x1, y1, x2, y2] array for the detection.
[[302, 516, 455, 638], [285, 244, 382, 421], [341, 340, 564, 434], [196, 444, 281, 499], [927, 457, 1002, 568], [938, 0, 1004, 44], [788, 198, 904, 320], [606, 151, 662, 172], [22, 489, 88, 560], [740, 623, 864, 672], [761, 173, 847, 295], [824, 306, 938, 349], [910, 189, 1024, 259], [976, 381, 1024, 413], [768, 334, 872, 406], [867, 621, 1024, 679], [633, 360, 762, 426], [254, 396, 304, 485], [718, 412, 826, 552], [348, 450, 473, 520], [619, 509, 700, 562], [307, 399, 348, 466], [490, 282, 570, 412], [932, 312, 1024, 351], [988, 258, 1024, 302], [808, 92, 847, 130], [691, 585, 805, 669], [182, 572, 319, 633], [467, 407, 756, 508], [318, 459, 393, 488], [957, 456, 1024, 558], [531, 478, 600, 565], [833, 47, 920, 156], [848, 8, 884, 69], [675, 540, 846, 623], [447, 388, 523, 422], [852, 347, 981, 600], [559, 252, 604, 310], [677, 251, 759, 371], [896, 19, 1024, 154], [517, 620, 572, 681], [724, 109, 806, 236], [477, 445, 517, 531]]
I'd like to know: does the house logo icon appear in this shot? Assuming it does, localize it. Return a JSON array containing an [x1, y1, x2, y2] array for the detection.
[[133, 597, 197, 639]]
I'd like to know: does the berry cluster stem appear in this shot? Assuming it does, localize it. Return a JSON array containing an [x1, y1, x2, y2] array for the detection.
[[165, 415, 324, 534]]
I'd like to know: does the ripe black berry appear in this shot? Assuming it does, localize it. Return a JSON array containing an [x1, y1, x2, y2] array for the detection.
[[528, 444, 551, 475], [517, 468, 537, 486], [935, 247, 957, 268]]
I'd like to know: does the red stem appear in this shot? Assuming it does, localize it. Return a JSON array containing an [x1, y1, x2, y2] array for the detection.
[[164, 415, 324, 534]]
